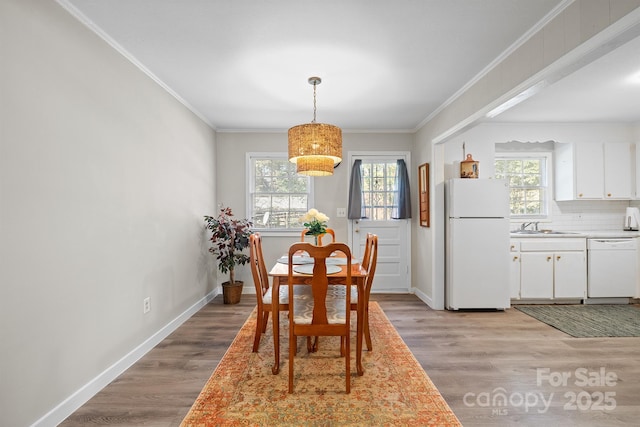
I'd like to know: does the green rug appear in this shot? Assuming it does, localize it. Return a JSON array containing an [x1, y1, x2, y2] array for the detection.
[[515, 304, 640, 337]]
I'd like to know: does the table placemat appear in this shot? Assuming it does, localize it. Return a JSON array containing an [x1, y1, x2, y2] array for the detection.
[[293, 264, 342, 275], [277, 256, 315, 265]]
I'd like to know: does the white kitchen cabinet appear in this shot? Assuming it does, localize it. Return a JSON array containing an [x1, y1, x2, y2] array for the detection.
[[512, 238, 587, 300], [553, 251, 587, 298], [520, 252, 554, 298], [509, 242, 521, 299], [555, 142, 633, 201], [604, 143, 633, 199]]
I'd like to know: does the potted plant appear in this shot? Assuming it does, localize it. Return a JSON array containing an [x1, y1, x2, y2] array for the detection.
[[204, 207, 253, 304]]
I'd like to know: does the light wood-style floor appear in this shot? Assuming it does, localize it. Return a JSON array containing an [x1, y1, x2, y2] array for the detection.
[[61, 294, 640, 426]]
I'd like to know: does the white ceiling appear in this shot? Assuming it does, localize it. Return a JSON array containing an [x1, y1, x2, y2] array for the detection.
[[492, 31, 640, 124], [57, 0, 639, 133]]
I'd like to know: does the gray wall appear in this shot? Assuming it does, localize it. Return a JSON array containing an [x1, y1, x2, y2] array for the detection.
[[0, 1, 217, 425], [216, 132, 415, 283]]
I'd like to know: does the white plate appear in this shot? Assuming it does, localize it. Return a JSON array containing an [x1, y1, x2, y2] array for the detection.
[[326, 258, 348, 265], [277, 256, 314, 265], [293, 264, 342, 275]]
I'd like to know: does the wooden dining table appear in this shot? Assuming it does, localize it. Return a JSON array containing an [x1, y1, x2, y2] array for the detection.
[[268, 253, 368, 376]]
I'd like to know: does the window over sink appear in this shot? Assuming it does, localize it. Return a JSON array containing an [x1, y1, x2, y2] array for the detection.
[[495, 152, 551, 218]]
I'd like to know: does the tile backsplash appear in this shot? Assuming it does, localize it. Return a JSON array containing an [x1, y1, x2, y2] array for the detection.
[[510, 200, 638, 232]]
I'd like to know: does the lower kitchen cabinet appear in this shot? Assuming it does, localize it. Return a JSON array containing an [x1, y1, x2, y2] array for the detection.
[[509, 245, 521, 299], [511, 238, 587, 300], [554, 251, 587, 297], [520, 252, 553, 298]]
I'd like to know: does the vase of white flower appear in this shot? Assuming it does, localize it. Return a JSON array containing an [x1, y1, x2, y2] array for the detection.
[[300, 208, 330, 245]]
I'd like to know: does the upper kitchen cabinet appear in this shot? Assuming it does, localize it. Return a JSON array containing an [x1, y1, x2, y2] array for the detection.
[[555, 142, 634, 201]]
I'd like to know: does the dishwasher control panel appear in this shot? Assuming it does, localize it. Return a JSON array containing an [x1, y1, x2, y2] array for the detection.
[[588, 238, 637, 250]]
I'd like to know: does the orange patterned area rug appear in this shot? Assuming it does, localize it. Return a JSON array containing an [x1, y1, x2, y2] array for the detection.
[[181, 302, 461, 426]]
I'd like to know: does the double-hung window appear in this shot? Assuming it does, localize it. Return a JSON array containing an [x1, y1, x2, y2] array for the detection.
[[246, 153, 312, 231], [494, 153, 551, 218]]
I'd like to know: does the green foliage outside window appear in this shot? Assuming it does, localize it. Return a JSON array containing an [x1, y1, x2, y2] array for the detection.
[[250, 157, 310, 229], [495, 157, 547, 217]]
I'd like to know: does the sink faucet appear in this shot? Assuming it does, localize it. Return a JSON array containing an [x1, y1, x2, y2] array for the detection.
[[520, 222, 534, 231]]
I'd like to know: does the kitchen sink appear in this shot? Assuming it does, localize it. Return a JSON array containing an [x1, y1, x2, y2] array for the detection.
[[510, 230, 578, 235]]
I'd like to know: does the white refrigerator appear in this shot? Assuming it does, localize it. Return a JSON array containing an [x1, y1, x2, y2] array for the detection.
[[446, 179, 510, 310]]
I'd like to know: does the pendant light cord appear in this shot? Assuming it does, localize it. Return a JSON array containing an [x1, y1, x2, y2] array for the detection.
[[312, 81, 317, 123]]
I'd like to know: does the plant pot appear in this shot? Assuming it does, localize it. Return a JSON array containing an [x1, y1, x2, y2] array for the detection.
[[222, 281, 243, 304]]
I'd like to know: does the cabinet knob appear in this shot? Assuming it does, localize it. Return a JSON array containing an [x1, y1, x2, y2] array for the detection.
[[578, 193, 583, 197], [547, 256, 552, 261], [607, 193, 612, 197], [556, 255, 561, 261], [513, 256, 519, 261]]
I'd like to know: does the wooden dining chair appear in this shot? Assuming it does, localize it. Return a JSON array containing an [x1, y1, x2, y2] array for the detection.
[[300, 228, 336, 245], [328, 233, 378, 351], [288, 242, 352, 393], [249, 233, 310, 353], [359, 234, 378, 351], [360, 232, 375, 271]]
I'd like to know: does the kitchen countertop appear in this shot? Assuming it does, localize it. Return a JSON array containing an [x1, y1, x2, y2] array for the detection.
[[579, 231, 640, 238], [510, 230, 640, 238]]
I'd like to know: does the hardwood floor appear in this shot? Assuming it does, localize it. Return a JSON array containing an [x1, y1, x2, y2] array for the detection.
[[61, 294, 640, 426]]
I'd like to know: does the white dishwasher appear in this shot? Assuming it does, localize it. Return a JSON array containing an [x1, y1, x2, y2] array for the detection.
[[587, 238, 638, 298]]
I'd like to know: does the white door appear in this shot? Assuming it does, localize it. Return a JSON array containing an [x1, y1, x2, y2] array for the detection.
[[348, 152, 411, 293], [352, 219, 410, 292]]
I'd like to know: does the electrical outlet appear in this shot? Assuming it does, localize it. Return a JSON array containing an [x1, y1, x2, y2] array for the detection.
[[337, 207, 346, 218], [143, 297, 151, 314]]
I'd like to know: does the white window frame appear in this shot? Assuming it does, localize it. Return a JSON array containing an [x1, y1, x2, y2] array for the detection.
[[495, 152, 552, 220], [246, 152, 314, 235]]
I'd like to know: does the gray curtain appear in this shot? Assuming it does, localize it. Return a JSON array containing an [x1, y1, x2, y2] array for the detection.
[[347, 159, 364, 219], [392, 159, 412, 219]]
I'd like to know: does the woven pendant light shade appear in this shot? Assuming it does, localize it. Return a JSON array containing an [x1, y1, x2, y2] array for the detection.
[[288, 123, 342, 166], [288, 77, 342, 176], [296, 156, 335, 176]]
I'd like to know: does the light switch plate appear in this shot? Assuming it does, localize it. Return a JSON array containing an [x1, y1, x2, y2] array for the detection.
[[337, 208, 346, 218]]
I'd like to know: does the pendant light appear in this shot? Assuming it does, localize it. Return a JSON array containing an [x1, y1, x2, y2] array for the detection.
[[288, 77, 342, 176]]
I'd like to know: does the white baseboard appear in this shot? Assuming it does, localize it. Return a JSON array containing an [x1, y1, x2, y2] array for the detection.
[[31, 289, 219, 427], [412, 287, 440, 309]]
